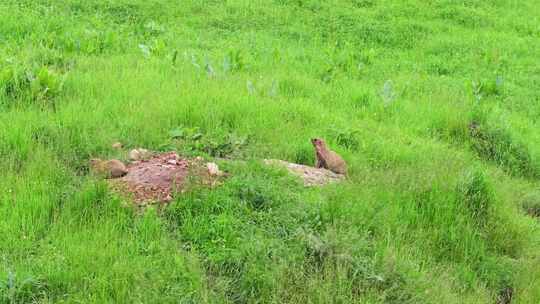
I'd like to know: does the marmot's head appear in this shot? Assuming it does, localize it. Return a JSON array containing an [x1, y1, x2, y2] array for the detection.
[[311, 138, 326, 149]]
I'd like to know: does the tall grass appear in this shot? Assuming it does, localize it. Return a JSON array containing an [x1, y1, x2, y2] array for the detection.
[[1, 0, 539, 303]]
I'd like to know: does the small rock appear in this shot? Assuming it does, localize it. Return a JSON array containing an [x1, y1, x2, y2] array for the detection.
[[207, 162, 223, 176], [129, 149, 141, 161], [129, 148, 152, 161], [112, 142, 123, 149], [139, 148, 152, 159]]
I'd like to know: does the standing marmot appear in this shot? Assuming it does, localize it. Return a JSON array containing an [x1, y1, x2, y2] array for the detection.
[[311, 138, 347, 175]]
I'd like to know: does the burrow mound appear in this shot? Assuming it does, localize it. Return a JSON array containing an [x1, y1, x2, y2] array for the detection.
[[103, 153, 345, 205], [109, 152, 220, 205]]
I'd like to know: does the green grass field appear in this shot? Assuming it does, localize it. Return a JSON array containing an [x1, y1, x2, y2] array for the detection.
[[1, 0, 540, 303]]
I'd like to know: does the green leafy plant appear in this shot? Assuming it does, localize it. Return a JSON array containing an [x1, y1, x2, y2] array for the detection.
[[381, 80, 397, 107], [0, 271, 47, 303], [0, 63, 66, 106], [472, 76, 504, 102], [223, 49, 245, 73], [30, 66, 65, 100], [143, 20, 166, 36], [329, 126, 360, 151], [168, 126, 248, 158]]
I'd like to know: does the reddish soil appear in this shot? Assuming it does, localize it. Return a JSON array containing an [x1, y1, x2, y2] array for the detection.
[[111, 152, 190, 204]]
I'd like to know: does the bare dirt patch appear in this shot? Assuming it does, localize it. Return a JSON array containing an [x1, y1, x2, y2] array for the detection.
[[109, 152, 191, 204]]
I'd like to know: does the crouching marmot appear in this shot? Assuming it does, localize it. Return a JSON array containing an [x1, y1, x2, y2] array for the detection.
[[90, 158, 128, 178]]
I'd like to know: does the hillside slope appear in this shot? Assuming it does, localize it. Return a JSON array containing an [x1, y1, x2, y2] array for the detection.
[[1, 0, 539, 303]]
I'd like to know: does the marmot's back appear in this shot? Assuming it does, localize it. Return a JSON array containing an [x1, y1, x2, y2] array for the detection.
[[326, 151, 347, 175]]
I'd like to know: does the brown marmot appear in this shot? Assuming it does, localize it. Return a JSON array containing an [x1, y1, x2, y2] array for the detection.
[[90, 158, 128, 178], [311, 138, 347, 175]]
